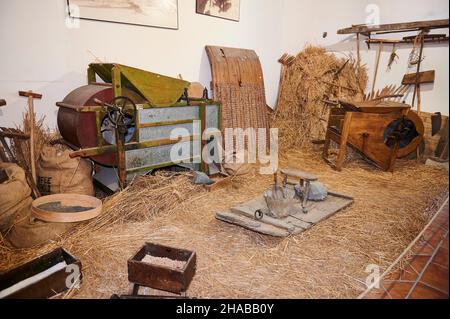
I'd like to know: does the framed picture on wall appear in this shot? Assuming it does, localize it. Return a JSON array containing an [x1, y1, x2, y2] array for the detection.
[[196, 0, 240, 22], [67, 0, 179, 29]]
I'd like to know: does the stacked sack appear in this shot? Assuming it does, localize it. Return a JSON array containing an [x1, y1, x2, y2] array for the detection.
[[0, 163, 32, 235], [37, 146, 94, 196], [3, 146, 95, 248]]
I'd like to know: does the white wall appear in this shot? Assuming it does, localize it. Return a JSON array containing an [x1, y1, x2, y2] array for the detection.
[[0, 0, 285, 127], [281, 0, 449, 115], [0, 0, 448, 130]]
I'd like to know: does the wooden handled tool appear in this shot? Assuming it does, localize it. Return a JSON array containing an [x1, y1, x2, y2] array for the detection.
[[275, 54, 296, 110], [18, 90, 42, 183], [371, 41, 384, 96]]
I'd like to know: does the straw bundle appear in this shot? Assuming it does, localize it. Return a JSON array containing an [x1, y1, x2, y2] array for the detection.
[[0, 149, 447, 299], [271, 46, 368, 152], [11, 112, 55, 172]]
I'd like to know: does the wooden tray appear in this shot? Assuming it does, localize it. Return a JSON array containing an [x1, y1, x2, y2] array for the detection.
[[216, 187, 354, 237], [31, 194, 102, 223], [0, 248, 82, 299], [128, 243, 196, 294]]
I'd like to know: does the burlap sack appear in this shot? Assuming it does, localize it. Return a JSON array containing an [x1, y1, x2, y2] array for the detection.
[[222, 150, 252, 176], [0, 163, 32, 233], [37, 146, 94, 196], [0, 197, 32, 234], [6, 207, 74, 249]]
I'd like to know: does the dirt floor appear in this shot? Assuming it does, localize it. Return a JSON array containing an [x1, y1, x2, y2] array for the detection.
[[0, 149, 448, 299]]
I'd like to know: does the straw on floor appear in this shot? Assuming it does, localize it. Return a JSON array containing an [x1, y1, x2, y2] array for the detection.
[[0, 149, 448, 299]]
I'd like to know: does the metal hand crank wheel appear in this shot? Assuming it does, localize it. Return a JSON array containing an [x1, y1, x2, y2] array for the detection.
[[107, 96, 137, 127]]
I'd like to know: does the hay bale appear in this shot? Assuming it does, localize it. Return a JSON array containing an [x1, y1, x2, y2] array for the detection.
[[271, 46, 368, 152]]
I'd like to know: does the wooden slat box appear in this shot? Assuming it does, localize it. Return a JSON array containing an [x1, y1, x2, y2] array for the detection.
[[128, 243, 196, 295]]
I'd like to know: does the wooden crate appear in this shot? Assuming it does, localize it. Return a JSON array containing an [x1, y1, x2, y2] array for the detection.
[[128, 243, 196, 294], [0, 248, 82, 299]]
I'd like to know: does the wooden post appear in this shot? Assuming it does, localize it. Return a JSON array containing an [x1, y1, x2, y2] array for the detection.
[[112, 66, 122, 98], [411, 33, 425, 161], [336, 113, 353, 171], [371, 41, 383, 96], [18, 90, 42, 184], [412, 34, 425, 111], [116, 131, 127, 190], [87, 66, 96, 84]]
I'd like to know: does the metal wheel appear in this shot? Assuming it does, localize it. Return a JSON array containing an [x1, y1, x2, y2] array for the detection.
[[98, 96, 137, 145], [107, 96, 137, 127]]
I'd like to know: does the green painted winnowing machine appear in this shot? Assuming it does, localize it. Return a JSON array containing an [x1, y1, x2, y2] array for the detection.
[[57, 63, 222, 192]]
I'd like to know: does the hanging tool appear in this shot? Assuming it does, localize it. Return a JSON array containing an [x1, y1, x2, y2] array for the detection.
[[408, 32, 426, 161], [411, 32, 426, 112], [275, 54, 296, 110], [334, 59, 350, 77], [272, 172, 286, 199], [18, 90, 42, 184], [387, 43, 399, 70]]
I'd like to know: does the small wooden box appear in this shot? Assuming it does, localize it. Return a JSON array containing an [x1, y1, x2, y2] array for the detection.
[[0, 248, 82, 299], [127, 243, 196, 294]]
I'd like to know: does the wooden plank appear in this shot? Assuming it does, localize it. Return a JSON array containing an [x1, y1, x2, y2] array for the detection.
[[280, 168, 318, 181], [139, 119, 196, 129], [366, 36, 449, 45], [70, 135, 200, 158], [18, 91, 42, 99], [402, 71, 435, 85], [338, 19, 449, 35], [291, 196, 353, 224], [230, 197, 297, 232], [216, 211, 290, 237]]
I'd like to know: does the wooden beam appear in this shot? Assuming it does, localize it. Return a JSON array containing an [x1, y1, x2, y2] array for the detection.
[[18, 91, 43, 99], [366, 35, 449, 45], [338, 19, 449, 35], [366, 39, 401, 44]]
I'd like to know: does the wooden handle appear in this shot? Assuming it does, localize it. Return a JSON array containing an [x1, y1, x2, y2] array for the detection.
[[19, 91, 43, 99], [0, 99, 6, 107]]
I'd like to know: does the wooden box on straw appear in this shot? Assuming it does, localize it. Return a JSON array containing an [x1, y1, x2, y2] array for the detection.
[[0, 248, 82, 299], [127, 243, 196, 294]]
